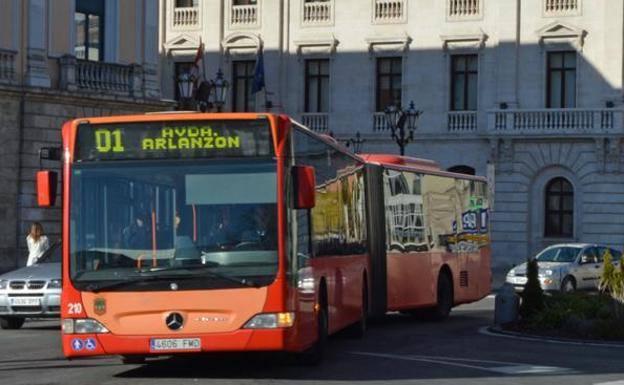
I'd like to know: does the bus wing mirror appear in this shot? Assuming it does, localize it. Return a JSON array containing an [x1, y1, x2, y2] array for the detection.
[[36, 170, 58, 207], [293, 166, 315, 209]]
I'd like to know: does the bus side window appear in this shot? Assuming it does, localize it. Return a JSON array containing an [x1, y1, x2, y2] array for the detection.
[[296, 209, 311, 269]]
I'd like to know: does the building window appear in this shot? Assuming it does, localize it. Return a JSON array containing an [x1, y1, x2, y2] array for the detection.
[[175, 0, 199, 7], [233, 0, 257, 4], [305, 59, 330, 113], [174, 62, 194, 101], [547, 51, 576, 108], [232, 61, 256, 112], [376, 57, 402, 112], [544, 177, 574, 238], [451, 54, 478, 111], [75, 0, 104, 61]]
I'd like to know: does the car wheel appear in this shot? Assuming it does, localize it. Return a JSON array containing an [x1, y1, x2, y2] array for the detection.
[[560, 276, 576, 293], [0, 317, 25, 330]]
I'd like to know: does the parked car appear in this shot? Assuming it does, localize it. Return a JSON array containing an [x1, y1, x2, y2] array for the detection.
[[505, 243, 622, 293], [0, 242, 61, 329]]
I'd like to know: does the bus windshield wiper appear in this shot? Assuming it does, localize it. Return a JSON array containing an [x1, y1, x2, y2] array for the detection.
[[85, 266, 259, 292], [145, 265, 260, 288]]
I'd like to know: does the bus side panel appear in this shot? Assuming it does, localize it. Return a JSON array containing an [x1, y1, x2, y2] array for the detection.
[[364, 164, 388, 318], [386, 251, 436, 310]]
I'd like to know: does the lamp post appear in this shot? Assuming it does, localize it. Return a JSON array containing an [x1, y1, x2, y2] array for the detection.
[[345, 132, 366, 153], [384, 101, 422, 156], [176, 69, 230, 112]]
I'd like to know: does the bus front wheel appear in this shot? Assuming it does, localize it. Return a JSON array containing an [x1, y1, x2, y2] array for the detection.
[[296, 297, 328, 365]]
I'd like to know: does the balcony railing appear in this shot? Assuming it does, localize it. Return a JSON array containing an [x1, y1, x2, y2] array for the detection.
[[0, 49, 16, 83], [302, 113, 329, 133], [76, 60, 133, 93], [448, 111, 477, 132], [448, 0, 481, 18], [173, 7, 200, 28], [231, 4, 258, 26], [373, 0, 406, 23], [544, 0, 579, 15], [373, 112, 388, 131], [488, 109, 623, 135], [303, 1, 333, 25]]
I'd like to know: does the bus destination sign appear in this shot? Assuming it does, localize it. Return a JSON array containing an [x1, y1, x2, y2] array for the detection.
[[75, 120, 273, 161]]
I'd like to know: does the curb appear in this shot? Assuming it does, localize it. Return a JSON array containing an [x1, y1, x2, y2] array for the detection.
[[479, 326, 624, 348]]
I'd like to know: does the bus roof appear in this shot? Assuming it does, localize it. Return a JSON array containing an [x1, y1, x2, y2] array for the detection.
[[358, 153, 487, 182]]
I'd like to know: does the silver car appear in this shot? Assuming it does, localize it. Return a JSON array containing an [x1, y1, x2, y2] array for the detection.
[[505, 243, 623, 293], [0, 242, 61, 329]]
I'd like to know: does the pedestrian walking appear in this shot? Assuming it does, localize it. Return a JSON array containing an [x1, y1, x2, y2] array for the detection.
[[26, 222, 50, 266]]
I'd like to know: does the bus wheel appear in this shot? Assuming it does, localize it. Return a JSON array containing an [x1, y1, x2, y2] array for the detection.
[[430, 272, 454, 321], [0, 317, 25, 330], [344, 282, 368, 339], [297, 301, 328, 365], [121, 355, 146, 365]]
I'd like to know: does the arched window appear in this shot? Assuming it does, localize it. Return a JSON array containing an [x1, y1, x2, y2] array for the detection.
[[447, 165, 476, 176], [545, 177, 573, 238]]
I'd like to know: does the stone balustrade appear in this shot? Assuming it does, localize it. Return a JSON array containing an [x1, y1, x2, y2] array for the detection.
[[373, 112, 387, 131], [544, 0, 579, 14], [374, 0, 405, 22], [488, 108, 623, 135], [302, 113, 330, 133], [231, 4, 258, 26], [303, 1, 333, 24], [448, 111, 477, 132], [173, 6, 199, 28], [448, 0, 481, 18], [0, 49, 17, 83]]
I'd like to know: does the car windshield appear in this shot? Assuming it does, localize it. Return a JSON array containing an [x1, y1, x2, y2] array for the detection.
[[38, 243, 61, 264], [69, 159, 279, 291], [536, 246, 580, 263]]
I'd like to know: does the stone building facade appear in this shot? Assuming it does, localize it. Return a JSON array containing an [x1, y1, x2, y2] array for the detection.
[[160, 0, 624, 282], [0, 0, 172, 271]]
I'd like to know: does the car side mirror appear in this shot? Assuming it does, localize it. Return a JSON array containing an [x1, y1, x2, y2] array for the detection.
[[292, 166, 315, 209], [36, 170, 58, 207]]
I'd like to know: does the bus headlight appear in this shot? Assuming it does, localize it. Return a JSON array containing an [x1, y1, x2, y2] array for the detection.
[[62, 318, 109, 334], [243, 313, 295, 329]]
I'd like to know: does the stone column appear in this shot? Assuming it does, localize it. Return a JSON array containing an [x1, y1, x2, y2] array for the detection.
[[24, 0, 51, 88], [143, 0, 161, 98], [59, 55, 77, 91], [494, 0, 519, 108]]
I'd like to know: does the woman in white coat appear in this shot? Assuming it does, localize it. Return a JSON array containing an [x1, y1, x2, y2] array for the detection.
[[26, 222, 49, 266]]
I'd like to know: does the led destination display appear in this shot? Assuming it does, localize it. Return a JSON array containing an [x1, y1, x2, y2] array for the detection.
[[74, 119, 273, 161]]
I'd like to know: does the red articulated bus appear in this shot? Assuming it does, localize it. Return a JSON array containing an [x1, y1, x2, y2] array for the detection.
[[36, 112, 490, 364]]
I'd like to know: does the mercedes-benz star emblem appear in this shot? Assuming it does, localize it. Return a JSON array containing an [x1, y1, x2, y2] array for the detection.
[[170, 282, 179, 291], [166, 312, 184, 331]]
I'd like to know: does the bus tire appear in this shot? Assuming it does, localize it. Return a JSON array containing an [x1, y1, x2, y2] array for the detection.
[[430, 271, 454, 321], [0, 317, 25, 330], [121, 355, 146, 365], [344, 279, 368, 339], [297, 288, 328, 365]]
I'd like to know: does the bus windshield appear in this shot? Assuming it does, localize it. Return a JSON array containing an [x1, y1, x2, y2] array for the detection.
[[69, 160, 278, 291]]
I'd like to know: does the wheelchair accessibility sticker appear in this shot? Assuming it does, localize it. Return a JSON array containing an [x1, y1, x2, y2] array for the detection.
[[85, 338, 97, 351]]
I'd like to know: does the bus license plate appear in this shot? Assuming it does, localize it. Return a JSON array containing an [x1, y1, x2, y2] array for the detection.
[[150, 338, 201, 352], [10, 297, 40, 306]]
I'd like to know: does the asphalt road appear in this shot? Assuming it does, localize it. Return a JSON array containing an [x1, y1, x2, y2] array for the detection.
[[1, 297, 623, 385]]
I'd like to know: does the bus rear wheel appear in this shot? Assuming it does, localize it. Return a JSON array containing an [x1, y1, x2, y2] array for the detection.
[[429, 272, 454, 321]]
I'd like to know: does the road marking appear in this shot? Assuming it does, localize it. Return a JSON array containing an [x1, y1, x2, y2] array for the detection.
[[479, 326, 624, 349], [350, 351, 573, 375], [594, 381, 624, 385]]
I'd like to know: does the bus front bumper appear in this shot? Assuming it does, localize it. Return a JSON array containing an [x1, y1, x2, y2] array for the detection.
[[62, 328, 294, 358]]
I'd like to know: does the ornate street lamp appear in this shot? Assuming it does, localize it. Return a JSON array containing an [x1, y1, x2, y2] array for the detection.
[[384, 100, 422, 156], [345, 132, 366, 153], [176, 69, 230, 112]]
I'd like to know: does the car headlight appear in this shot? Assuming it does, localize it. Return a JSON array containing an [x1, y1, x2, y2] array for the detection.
[[541, 269, 554, 276], [47, 279, 62, 289], [506, 270, 515, 277], [62, 318, 109, 334], [0, 280, 7, 290], [243, 313, 295, 329]]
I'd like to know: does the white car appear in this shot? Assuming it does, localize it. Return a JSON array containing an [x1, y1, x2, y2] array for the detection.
[[506, 243, 622, 293], [0, 242, 61, 329]]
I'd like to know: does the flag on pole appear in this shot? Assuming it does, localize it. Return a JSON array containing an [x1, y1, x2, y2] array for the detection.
[[252, 48, 265, 94], [190, 38, 204, 81]]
